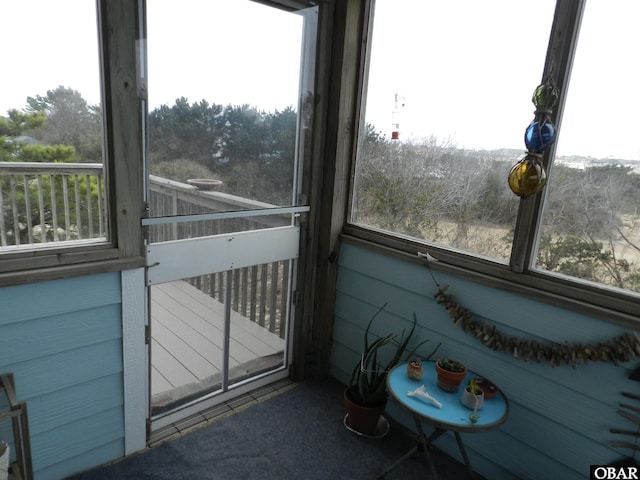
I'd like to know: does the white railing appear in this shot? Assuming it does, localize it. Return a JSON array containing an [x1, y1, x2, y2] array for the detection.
[[147, 175, 292, 338], [147, 174, 289, 243], [0, 164, 290, 336], [0, 162, 106, 247]]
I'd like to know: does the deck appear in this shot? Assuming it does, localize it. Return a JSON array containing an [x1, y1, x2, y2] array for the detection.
[[150, 280, 286, 412]]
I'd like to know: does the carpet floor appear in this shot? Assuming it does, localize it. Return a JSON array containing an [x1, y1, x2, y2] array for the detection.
[[68, 378, 478, 480]]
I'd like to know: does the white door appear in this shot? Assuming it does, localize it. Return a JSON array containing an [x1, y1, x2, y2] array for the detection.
[[141, 0, 317, 429]]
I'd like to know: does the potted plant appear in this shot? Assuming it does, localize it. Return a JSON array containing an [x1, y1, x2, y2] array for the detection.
[[475, 377, 499, 399], [344, 304, 437, 436], [461, 378, 485, 409], [435, 357, 467, 392], [461, 378, 484, 424], [406, 358, 424, 380]]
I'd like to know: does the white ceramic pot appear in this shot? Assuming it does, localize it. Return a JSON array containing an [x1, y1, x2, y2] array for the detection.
[[461, 386, 484, 410]]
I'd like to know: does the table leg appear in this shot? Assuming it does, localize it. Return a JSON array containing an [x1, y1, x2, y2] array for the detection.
[[414, 417, 441, 479], [454, 431, 475, 476], [376, 444, 420, 479], [376, 415, 442, 480]]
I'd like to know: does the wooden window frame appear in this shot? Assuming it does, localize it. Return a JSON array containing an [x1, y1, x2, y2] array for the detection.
[[0, 0, 145, 287], [341, 0, 640, 329]]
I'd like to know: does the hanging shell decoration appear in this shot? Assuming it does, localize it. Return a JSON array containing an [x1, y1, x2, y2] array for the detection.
[[433, 284, 640, 369]]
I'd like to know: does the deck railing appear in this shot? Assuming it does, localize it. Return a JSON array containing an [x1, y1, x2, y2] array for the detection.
[[0, 162, 106, 247], [0, 163, 288, 338], [148, 175, 290, 339]]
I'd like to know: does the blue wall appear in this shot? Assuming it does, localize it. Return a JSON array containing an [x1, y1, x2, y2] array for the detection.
[[331, 242, 638, 479], [0, 273, 125, 479]]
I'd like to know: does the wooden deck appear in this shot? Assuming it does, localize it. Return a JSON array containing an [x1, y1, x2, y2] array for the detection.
[[150, 280, 286, 412]]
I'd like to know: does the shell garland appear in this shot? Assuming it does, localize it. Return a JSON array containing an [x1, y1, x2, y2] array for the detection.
[[434, 285, 640, 369]]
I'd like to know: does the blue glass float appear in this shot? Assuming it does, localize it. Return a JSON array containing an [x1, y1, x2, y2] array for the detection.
[[524, 121, 555, 153]]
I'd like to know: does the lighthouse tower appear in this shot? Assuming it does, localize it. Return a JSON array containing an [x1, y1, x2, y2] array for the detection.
[[391, 93, 404, 140]]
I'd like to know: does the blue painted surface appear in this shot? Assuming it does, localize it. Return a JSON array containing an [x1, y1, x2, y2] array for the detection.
[[331, 242, 639, 480], [387, 362, 508, 431], [0, 273, 125, 480]]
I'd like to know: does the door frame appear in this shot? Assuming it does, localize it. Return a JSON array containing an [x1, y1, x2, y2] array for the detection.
[[139, 0, 320, 432]]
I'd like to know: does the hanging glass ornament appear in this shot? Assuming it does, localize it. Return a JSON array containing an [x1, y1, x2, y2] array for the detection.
[[508, 77, 558, 198], [508, 153, 547, 198], [524, 120, 555, 153], [532, 83, 558, 110]]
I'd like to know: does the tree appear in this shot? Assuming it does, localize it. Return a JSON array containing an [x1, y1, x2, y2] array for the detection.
[[25, 86, 102, 162], [536, 164, 640, 289], [148, 97, 225, 168], [0, 109, 46, 137], [147, 99, 297, 205], [0, 91, 101, 245]]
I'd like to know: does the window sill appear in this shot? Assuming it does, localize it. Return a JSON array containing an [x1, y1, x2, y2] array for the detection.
[[0, 249, 145, 287], [341, 225, 640, 330]]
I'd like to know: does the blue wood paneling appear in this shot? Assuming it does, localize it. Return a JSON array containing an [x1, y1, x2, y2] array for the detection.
[[0, 272, 126, 480], [0, 273, 121, 326], [331, 242, 639, 479], [0, 304, 122, 366]]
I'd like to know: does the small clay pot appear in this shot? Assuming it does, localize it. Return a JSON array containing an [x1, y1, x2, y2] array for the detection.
[[475, 378, 499, 399], [407, 359, 424, 380], [435, 360, 467, 392]]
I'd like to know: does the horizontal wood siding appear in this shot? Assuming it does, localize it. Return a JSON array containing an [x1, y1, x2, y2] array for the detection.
[[331, 242, 638, 480], [0, 273, 125, 479]]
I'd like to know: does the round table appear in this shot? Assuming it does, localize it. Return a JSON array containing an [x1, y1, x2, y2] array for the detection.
[[378, 361, 509, 479]]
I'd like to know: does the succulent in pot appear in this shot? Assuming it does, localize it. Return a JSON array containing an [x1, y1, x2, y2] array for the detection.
[[406, 358, 424, 380], [461, 378, 484, 423], [475, 378, 499, 399], [435, 357, 467, 392], [344, 303, 438, 435]]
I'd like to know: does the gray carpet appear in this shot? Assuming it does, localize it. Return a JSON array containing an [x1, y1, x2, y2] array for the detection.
[[69, 378, 476, 479]]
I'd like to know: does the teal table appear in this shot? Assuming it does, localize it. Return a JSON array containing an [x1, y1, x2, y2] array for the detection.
[[378, 361, 509, 479]]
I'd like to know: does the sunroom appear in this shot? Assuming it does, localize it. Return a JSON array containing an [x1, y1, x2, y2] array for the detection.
[[0, 1, 639, 479]]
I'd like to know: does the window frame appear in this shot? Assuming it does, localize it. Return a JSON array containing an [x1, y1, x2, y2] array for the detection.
[[0, 0, 145, 287], [343, 0, 640, 329]]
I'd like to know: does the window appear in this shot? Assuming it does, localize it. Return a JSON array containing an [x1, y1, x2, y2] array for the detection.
[[0, 1, 145, 281], [534, 1, 640, 293], [352, 0, 555, 263], [350, 0, 640, 315], [0, 1, 106, 249]]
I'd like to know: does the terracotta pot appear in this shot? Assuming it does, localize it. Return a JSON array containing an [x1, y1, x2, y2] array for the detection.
[[435, 361, 467, 392], [475, 378, 499, 399], [343, 388, 386, 436]]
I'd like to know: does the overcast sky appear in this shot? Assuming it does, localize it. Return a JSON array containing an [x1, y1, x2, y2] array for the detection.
[[1, 0, 638, 161]]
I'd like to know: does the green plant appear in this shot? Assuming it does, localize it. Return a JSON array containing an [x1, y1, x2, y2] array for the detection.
[[347, 303, 439, 406], [437, 357, 466, 373], [466, 378, 483, 424], [467, 378, 483, 395]]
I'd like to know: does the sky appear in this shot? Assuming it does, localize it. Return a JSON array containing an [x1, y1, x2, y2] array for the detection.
[[364, 0, 640, 160], [0, 1, 302, 114], [1, 0, 638, 161]]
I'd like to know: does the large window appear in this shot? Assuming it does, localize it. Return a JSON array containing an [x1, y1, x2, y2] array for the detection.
[[534, 1, 640, 293], [0, 1, 106, 250], [0, 1, 145, 282], [352, 0, 555, 263], [351, 0, 640, 311]]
